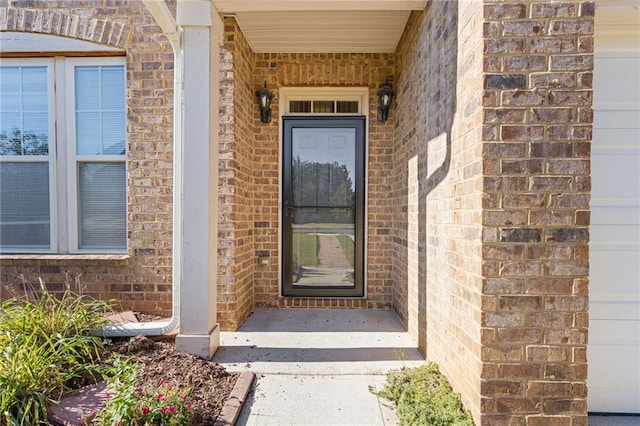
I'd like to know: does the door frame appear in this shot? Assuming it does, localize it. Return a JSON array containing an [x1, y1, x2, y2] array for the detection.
[[281, 117, 366, 297], [278, 87, 370, 298]]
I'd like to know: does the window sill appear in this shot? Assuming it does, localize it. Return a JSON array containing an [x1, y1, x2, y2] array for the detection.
[[0, 254, 130, 265]]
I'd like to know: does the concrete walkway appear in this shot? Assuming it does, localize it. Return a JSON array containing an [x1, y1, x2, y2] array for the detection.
[[214, 308, 640, 425], [317, 235, 351, 268], [296, 234, 353, 286], [214, 309, 424, 425]]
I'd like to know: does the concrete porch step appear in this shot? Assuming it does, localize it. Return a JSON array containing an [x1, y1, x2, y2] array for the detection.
[[214, 308, 422, 425], [214, 308, 424, 376]]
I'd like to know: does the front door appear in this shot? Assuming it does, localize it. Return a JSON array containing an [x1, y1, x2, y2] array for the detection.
[[282, 117, 365, 297]]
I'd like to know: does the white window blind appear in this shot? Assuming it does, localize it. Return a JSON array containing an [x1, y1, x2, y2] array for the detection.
[[75, 66, 126, 156], [78, 163, 126, 248], [0, 162, 50, 248]]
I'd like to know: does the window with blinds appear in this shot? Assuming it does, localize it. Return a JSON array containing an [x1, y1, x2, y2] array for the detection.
[[0, 57, 126, 253], [72, 63, 127, 250], [0, 64, 52, 251]]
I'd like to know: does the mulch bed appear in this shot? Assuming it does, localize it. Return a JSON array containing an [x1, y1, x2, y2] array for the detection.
[[51, 311, 240, 425], [106, 335, 239, 425]]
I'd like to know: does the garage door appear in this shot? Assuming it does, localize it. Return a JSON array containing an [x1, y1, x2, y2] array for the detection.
[[588, 5, 640, 414]]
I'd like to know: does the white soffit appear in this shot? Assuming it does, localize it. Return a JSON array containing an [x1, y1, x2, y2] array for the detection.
[[235, 10, 411, 53], [212, 0, 428, 53], [213, 0, 428, 12]]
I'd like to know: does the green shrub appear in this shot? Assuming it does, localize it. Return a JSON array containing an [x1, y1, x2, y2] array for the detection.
[[0, 279, 113, 425], [378, 362, 475, 426]]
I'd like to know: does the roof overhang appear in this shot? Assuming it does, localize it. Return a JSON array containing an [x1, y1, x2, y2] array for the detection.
[[212, 0, 428, 53]]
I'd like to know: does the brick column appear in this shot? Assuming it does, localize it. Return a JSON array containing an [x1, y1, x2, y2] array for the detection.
[[481, 2, 594, 424]]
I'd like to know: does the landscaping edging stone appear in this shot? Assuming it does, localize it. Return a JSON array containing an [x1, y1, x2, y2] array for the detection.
[[214, 371, 256, 426], [48, 381, 109, 425]]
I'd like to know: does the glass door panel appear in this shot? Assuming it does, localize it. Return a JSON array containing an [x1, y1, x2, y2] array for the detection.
[[283, 118, 364, 297]]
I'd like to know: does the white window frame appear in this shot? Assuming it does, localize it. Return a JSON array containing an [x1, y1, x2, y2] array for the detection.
[[0, 56, 127, 254], [65, 57, 127, 254], [0, 58, 57, 253]]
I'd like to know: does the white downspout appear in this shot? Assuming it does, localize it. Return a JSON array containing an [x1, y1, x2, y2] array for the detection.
[[103, 0, 182, 336]]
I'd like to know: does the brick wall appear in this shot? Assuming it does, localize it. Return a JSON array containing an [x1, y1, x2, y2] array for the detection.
[[217, 18, 255, 330], [480, 2, 593, 424], [252, 52, 396, 309], [393, 1, 594, 424], [0, 3, 398, 323], [1, 3, 596, 421], [393, 1, 486, 422], [0, 0, 176, 315]]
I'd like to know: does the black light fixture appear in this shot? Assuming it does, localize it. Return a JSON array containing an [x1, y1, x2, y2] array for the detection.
[[256, 81, 274, 123], [376, 82, 394, 122]]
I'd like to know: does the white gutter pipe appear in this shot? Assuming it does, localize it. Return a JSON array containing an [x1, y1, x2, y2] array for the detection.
[[102, 0, 182, 336]]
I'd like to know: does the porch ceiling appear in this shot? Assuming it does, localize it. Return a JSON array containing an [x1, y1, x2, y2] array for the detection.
[[212, 0, 428, 53]]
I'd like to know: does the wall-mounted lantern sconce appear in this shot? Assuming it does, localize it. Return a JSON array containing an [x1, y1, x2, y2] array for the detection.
[[256, 81, 274, 123], [376, 82, 394, 122]]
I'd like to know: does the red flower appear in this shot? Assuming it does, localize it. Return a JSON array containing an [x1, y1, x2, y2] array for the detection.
[[186, 403, 194, 410], [134, 386, 143, 392], [157, 393, 166, 400], [162, 406, 176, 414], [141, 406, 150, 415]]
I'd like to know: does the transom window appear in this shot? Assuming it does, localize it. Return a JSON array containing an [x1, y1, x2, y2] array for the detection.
[[282, 87, 367, 116], [0, 57, 127, 254], [289, 100, 359, 114]]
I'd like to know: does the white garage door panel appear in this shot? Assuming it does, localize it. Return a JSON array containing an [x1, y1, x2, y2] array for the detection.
[[594, 110, 640, 130], [591, 224, 640, 244], [590, 319, 640, 346], [593, 58, 639, 104], [589, 319, 640, 413], [593, 129, 640, 147], [591, 206, 640, 225], [589, 4, 640, 414], [591, 298, 640, 321], [590, 248, 640, 295], [588, 342, 640, 413], [591, 154, 640, 199]]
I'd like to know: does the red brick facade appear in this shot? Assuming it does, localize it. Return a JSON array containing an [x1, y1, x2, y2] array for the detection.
[[216, 19, 397, 324], [0, 1, 595, 424], [0, 0, 176, 314], [480, 2, 593, 424], [218, 18, 255, 330], [251, 51, 396, 310], [393, 1, 486, 421]]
